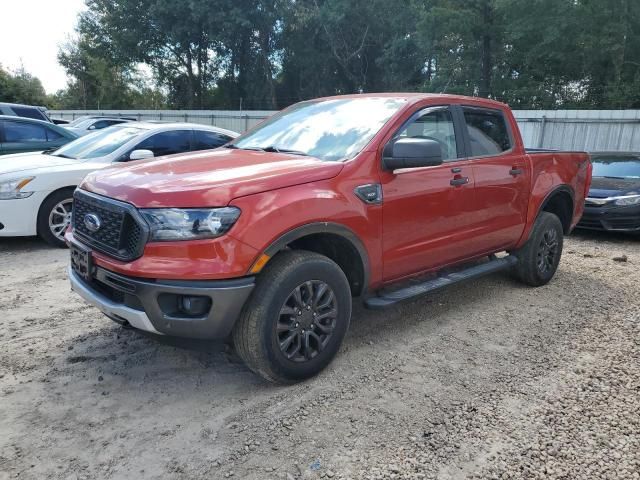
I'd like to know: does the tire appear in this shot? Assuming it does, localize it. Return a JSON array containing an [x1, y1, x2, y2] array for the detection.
[[512, 212, 564, 287], [233, 250, 352, 383], [37, 189, 74, 248]]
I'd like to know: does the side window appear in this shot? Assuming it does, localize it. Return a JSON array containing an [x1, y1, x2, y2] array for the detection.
[[46, 127, 64, 141], [12, 106, 47, 121], [193, 130, 231, 151], [4, 121, 47, 142], [463, 109, 512, 157], [396, 108, 458, 161], [134, 130, 192, 157]]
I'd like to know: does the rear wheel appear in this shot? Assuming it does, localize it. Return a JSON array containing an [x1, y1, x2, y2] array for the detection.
[[512, 212, 564, 286], [37, 189, 74, 248], [233, 250, 352, 383]]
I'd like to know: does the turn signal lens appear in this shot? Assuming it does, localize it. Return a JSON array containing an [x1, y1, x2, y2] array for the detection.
[[250, 254, 271, 274]]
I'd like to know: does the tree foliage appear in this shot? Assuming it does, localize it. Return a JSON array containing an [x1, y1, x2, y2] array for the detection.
[[0, 65, 49, 106], [3, 0, 639, 110]]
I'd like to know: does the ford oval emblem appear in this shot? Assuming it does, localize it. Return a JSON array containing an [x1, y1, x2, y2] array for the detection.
[[84, 213, 102, 232]]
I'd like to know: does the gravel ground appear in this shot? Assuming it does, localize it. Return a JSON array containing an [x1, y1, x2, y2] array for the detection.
[[0, 231, 638, 480]]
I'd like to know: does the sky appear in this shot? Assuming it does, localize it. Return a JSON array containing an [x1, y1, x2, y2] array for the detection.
[[0, 0, 86, 93]]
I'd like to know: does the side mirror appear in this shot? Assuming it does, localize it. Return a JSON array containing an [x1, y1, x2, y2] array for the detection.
[[88, 125, 96, 130], [383, 137, 443, 170], [129, 149, 155, 161]]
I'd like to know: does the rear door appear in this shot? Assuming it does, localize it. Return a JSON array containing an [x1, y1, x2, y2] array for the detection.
[[380, 105, 480, 281], [461, 106, 530, 251], [1, 119, 50, 154]]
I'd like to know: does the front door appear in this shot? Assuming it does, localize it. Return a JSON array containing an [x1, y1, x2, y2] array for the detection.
[[380, 106, 479, 281]]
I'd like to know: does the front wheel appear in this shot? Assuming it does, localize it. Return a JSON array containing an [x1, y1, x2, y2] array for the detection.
[[512, 211, 564, 287], [233, 250, 352, 383], [37, 189, 74, 248]]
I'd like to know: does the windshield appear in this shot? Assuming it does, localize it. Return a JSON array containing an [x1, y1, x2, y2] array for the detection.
[[51, 126, 145, 160], [232, 97, 407, 161], [69, 118, 96, 129], [591, 156, 640, 179], [67, 116, 93, 127]]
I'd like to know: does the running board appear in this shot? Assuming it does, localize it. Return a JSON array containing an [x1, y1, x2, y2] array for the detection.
[[364, 255, 519, 310]]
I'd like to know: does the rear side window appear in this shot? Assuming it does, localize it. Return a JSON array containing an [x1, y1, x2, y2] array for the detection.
[[46, 127, 64, 141], [463, 108, 511, 157], [135, 130, 192, 157], [193, 130, 232, 151], [12, 106, 47, 121], [4, 121, 47, 142]]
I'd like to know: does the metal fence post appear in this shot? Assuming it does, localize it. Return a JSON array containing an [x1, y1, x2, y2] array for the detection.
[[538, 115, 547, 148]]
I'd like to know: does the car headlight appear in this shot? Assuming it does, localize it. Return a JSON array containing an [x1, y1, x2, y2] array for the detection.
[[614, 195, 640, 206], [0, 177, 35, 200], [140, 207, 241, 241]]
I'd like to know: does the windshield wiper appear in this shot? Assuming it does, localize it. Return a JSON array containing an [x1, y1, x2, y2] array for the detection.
[[262, 146, 309, 156], [52, 153, 75, 159], [227, 144, 310, 156], [599, 175, 627, 180]]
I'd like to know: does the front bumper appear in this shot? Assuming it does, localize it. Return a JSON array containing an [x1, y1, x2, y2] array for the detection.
[[577, 204, 640, 232], [69, 265, 255, 339], [0, 191, 49, 237]]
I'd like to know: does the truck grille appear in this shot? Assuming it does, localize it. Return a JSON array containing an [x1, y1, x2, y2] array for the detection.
[[72, 190, 148, 261]]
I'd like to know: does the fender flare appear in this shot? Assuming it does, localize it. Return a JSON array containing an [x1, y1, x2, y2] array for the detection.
[[537, 184, 575, 232], [538, 184, 574, 213], [260, 222, 371, 294], [518, 184, 575, 247]]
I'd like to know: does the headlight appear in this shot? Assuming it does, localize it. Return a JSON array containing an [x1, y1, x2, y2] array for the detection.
[[0, 177, 35, 200], [140, 207, 241, 241], [614, 195, 640, 206]]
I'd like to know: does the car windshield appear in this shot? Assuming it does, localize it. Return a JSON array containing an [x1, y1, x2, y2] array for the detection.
[[51, 126, 145, 160], [70, 118, 97, 129], [231, 97, 407, 161], [67, 116, 93, 127], [591, 156, 640, 179]]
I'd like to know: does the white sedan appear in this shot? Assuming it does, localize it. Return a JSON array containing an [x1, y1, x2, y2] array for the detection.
[[0, 122, 238, 247]]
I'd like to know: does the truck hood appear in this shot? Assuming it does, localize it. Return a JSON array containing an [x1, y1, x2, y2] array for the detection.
[[0, 152, 80, 176], [81, 148, 344, 208]]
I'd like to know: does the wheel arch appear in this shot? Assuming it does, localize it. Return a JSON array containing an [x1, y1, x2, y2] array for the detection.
[[36, 186, 77, 235], [538, 185, 574, 234], [257, 223, 370, 297]]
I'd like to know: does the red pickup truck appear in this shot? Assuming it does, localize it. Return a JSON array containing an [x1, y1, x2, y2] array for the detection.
[[66, 94, 591, 383]]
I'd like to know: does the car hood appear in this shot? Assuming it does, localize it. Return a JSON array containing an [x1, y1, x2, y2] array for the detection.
[[588, 176, 640, 198], [81, 148, 344, 208], [0, 152, 81, 176]]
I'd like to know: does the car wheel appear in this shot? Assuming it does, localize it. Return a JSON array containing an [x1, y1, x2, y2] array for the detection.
[[37, 189, 74, 248], [233, 250, 352, 383], [512, 211, 564, 287]]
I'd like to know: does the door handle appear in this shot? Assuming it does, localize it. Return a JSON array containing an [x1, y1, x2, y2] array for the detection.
[[450, 177, 469, 186], [510, 168, 524, 176]]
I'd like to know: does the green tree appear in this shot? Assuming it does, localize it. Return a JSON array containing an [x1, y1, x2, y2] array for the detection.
[[0, 64, 49, 105]]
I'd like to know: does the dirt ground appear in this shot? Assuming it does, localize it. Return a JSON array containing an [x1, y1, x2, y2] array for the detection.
[[1, 231, 638, 480]]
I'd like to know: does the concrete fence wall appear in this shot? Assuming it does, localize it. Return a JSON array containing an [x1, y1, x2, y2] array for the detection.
[[50, 109, 640, 152]]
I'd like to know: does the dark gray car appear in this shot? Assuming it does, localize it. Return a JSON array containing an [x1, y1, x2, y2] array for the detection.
[[0, 116, 78, 155]]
